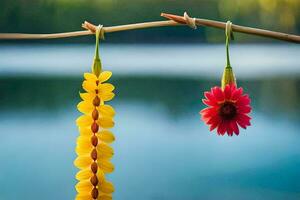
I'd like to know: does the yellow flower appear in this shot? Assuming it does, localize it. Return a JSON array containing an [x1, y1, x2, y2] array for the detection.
[[74, 71, 115, 200]]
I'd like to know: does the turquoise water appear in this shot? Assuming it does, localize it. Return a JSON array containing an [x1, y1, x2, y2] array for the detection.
[[0, 45, 300, 200]]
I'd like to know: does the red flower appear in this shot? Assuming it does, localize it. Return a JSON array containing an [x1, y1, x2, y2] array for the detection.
[[200, 84, 251, 136]]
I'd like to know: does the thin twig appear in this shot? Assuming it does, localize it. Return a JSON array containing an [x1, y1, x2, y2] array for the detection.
[[81, 20, 181, 33], [0, 12, 299, 43], [161, 13, 300, 43], [0, 30, 92, 39], [0, 20, 180, 40]]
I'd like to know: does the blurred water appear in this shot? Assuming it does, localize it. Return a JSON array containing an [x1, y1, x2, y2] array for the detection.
[[0, 45, 300, 200], [0, 44, 299, 78]]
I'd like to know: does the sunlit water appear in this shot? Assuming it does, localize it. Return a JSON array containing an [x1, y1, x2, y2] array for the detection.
[[0, 44, 300, 200]]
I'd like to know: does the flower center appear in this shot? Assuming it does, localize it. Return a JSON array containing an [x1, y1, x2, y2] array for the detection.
[[219, 102, 237, 120]]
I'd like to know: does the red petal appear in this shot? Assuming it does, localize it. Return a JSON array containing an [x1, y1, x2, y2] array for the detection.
[[202, 114, 218, 124], [201, 116, 210, 123], [200, 107, 213, 114], [202, 99, 217, 107], [207, 115, 220, 125], [227, 122, 233, 136], [230, 121, 239, 135], [210, 123, 218, 131], [239, 113, 251, 122], [237, 114, 251, 129], [200, 107, 218, 118], [204, 91, 217, 103], [237, 95, 251, 106], [200, 107, 217, 123], [212, 86, 225, 102], [238, 105, 252, 114], [224, 84, 232, 100], [230, 84, 237, 90], [237, 120, 246, 129], [231, 87, 243, 101], [209, 116, 221, 131], [217, 121, 227, 135]]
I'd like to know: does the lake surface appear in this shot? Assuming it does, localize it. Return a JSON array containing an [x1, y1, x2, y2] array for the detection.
[[0, 44, 299, 78], [0, 44, 299, 200]]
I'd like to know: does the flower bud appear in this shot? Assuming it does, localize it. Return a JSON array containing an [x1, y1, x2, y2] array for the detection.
[[221, 66, 236, 90], [92, 58, 102, 77]]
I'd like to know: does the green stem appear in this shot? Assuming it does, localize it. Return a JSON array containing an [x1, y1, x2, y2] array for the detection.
[[94, 28, 100, 60], [226, 35, 231, 68], [92, 27, 102, 76]]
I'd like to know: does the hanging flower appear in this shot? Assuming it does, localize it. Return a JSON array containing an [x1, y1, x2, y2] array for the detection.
[[200, 63, 252, 136], [200, 84, 251, 136], [74, 71, 115, 200], [73, 24, 116, 200], [200, 21, 251, 136]]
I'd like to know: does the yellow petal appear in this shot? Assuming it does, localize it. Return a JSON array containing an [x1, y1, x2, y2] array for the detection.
[[99, 105, 115, 117], [98, 130, 115, 143], [76, 115, 93, 127], [79, 127, 92, 136], [76, 135, 91, 147], [99, 152, 113, 159], [76, 136, 93, 155], [76, 146, 92, 156], [84, 73, 98, 82], [77, 101, 94, 114], [80, 92, 95, 102], [77, 136, 92, 148], [98, 159, 114, 173], [98, 117, 114, 128], [99, 180, 114, 194], [98, 193, 112, 200], [99, 71, 112, 83], [101, 92, 115, 102], [74, 155, 92, 169], [97, 142, 114, 158], [97, 169, 105, 184], [98, 83, 114, 93], [83, 80, 97, 92], [76, 194, 92, 200], [76, 168, 93, 181], [75, 180, 93, 193]]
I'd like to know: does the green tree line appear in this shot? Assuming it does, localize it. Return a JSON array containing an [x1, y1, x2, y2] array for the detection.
[[0, 0, 299, 43]]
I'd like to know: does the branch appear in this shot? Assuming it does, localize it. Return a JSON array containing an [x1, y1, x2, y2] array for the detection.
[[0, 20, 180, 40], [0, 12, 299, 43], [161, 13, 300, 43]]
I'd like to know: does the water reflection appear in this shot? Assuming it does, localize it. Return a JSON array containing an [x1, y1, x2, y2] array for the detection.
[[0, 76, 299, 200], [0, 76, 299, 119]]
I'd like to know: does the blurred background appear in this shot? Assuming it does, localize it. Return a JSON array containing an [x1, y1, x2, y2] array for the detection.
[[1, 0, 300, 43], [0, 0, 300, 200]]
